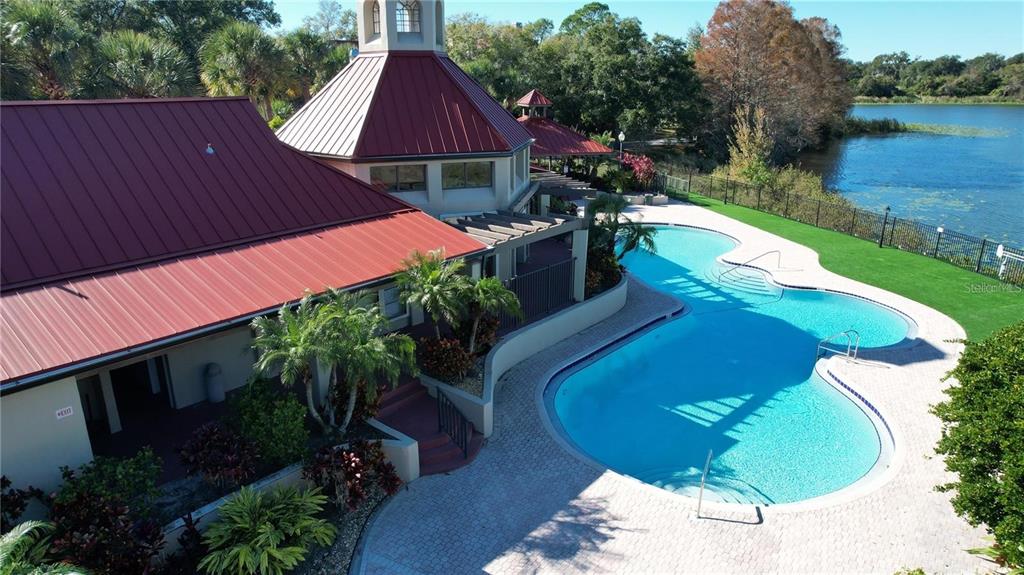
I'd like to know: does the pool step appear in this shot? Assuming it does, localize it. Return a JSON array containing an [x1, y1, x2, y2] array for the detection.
[[705, 265, 781, 299], [633, 466, 769, 506]]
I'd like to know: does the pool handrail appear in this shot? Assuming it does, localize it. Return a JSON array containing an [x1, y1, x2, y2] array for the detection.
[[717, 249, 783, 283], [696, 448, 713, 518]]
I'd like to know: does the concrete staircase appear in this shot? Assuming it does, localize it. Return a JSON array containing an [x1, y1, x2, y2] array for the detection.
[[377, 382, 484, 476]]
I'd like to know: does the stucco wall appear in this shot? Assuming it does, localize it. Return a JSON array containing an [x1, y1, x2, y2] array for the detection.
[[0, 377, 93, 493], [165, 327, 256, 408]]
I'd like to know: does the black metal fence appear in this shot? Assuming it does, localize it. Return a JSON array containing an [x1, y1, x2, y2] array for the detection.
[[661, 171, 1024, 286], [436, 388, 469, 457], [500, 258, 576, 331]]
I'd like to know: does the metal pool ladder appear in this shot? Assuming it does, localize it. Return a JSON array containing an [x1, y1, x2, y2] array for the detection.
[[696, 449, 713, 518], [817, 329, 861, 359]]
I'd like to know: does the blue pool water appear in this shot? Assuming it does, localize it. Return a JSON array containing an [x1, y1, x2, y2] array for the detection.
[[550, 226, 912, 504]]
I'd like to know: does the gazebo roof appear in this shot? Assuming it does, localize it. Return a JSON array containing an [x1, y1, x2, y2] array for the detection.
[[516, 89, 553, 108], [517, 116, 614, 157], [278, 52, 533, 161]]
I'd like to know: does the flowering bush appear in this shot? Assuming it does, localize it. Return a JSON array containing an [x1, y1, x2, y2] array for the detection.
[[178, 422, 258, 488], [622, 153, 656, 189], [302, 440, 402, 511], [418, 337, 474, 381]]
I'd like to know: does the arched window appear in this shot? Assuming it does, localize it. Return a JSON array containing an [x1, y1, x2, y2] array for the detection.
[[371, 1, 381, 35], [396, 0, 421, 33]]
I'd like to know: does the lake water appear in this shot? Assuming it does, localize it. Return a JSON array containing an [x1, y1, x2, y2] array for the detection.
[[800, 104, 1024, 244]]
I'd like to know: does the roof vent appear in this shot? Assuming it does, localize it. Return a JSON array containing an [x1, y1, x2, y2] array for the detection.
[[205, 143, 216, 155]]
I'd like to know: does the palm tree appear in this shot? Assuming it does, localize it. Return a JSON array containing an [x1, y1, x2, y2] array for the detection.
[[0, 521, 87, 575], [395, 250, 471, 339], [200, 21, 286, 119], [1, 0, 83, 99], [317, 290, 417, 435], [466, 277, 521, 354], [94, 30, 195, 98], [617, 220, 658, 260], [279, 28, 332, 104], [251, 294, 330, 434], [585, 193, 657, 259]]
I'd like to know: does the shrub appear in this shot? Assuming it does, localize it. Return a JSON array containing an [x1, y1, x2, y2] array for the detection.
[[585, 251, 622, 297], [157, 514, 207, 575], [232, 379, 310, 468], [456, 313, 499, 355], [622, 153, 656, 189], [418, 337, 474, 382], [0, 520, 87, 574], [548, 196, 580, 216], [198, 486, 336, 575], [933, 321, 1024, 570], [1, 476, 43, 533], [302, 440, 402, 511], [54, 448, 162, 518], [178, 422, 258, 488], [48, 489, 164, 574]]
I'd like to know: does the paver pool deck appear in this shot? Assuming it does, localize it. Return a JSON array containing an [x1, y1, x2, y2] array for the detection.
[[357, 201, 989, 574]]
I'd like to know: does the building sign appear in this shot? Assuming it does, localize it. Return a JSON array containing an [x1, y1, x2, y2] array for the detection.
[[55, 406, 73, 420]]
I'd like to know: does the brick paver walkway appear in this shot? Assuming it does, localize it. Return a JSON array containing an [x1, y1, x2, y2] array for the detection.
[[357, 202, 989, 574]]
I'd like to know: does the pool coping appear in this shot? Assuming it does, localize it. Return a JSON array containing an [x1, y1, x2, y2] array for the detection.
[[534, 222, 918, 516]]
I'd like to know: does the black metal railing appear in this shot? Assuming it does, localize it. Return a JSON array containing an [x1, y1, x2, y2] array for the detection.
[[661, 170, 1024, 285], [436, 388, 469, 458], [500, 257, 576, 330]]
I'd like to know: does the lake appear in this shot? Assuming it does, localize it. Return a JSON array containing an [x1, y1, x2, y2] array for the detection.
[[800, 104, 1024, 244]]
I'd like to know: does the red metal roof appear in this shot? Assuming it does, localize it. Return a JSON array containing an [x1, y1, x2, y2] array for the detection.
[[517, 116, 614, 157], [1, 97, 486, 386], [1, 211, 484, 385], [1, 97, 409, 291], [516, 89, 553, 107], [278, 52, 533, 160]]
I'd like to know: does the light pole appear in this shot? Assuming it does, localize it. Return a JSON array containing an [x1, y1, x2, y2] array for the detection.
[[618, 131, 625, 161], [878, 206, 891, 248]]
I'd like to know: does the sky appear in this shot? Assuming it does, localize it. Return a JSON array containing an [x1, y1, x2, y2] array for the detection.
[[273, 0, 1024, 62]]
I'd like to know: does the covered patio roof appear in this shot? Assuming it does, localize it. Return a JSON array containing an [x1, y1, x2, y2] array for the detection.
[[449, 211, 580, 247]]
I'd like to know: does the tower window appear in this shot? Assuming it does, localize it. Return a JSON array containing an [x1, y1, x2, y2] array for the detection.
[[396, 0, 421, 33], [372, 1, 380, 35]]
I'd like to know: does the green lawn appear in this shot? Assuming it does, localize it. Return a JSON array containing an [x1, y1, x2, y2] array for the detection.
[[686, 195, 1024, 340]]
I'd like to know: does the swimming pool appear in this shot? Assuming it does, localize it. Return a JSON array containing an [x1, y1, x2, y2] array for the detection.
[[549, 226, 912, 505]]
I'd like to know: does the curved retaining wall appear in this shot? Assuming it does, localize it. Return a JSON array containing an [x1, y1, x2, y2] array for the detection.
[[422, 275, 630, 437]]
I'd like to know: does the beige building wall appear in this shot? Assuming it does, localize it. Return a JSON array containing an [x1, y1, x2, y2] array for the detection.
[[165, 327, 257, 408], [0, 377, 93, 492]]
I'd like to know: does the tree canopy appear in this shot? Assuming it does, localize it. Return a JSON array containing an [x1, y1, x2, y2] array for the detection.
[[848, 51, 1024, 99]]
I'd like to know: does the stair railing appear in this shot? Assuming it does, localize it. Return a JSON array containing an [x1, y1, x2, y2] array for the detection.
[[696, 449, 713, 518], [436, 388, 470, 458]]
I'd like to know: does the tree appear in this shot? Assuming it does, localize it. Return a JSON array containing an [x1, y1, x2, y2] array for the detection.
[[933, 321, 1024, 570], [727, 105, 774, 186], [200, 21, 286, 119], [695, 0, 851, 160], [0, 521, 86, 575], [395, 250, 471, 339], [93, 30, 194, 97], [585, 194, 658, 260], [279, 28, 334, 103], [316, 290, 417, 435], [1, 0, 84, 99], [302, 0, 357, 41], [465, 278, 521, 354], [251, 295, 330, 433]]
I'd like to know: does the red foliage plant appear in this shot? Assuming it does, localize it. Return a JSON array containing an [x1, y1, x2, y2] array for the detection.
[[178, 422, 258, 488], [622, 153, 656, 188], [303, 440, 402, 511], [418, 337, 474, 381]]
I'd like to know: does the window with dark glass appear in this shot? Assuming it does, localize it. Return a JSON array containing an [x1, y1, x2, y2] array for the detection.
[[442, 162, 493, 189], [396, 0, 421, 33], [370, 164, 426, 191], [372, 1, 381, 35]]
